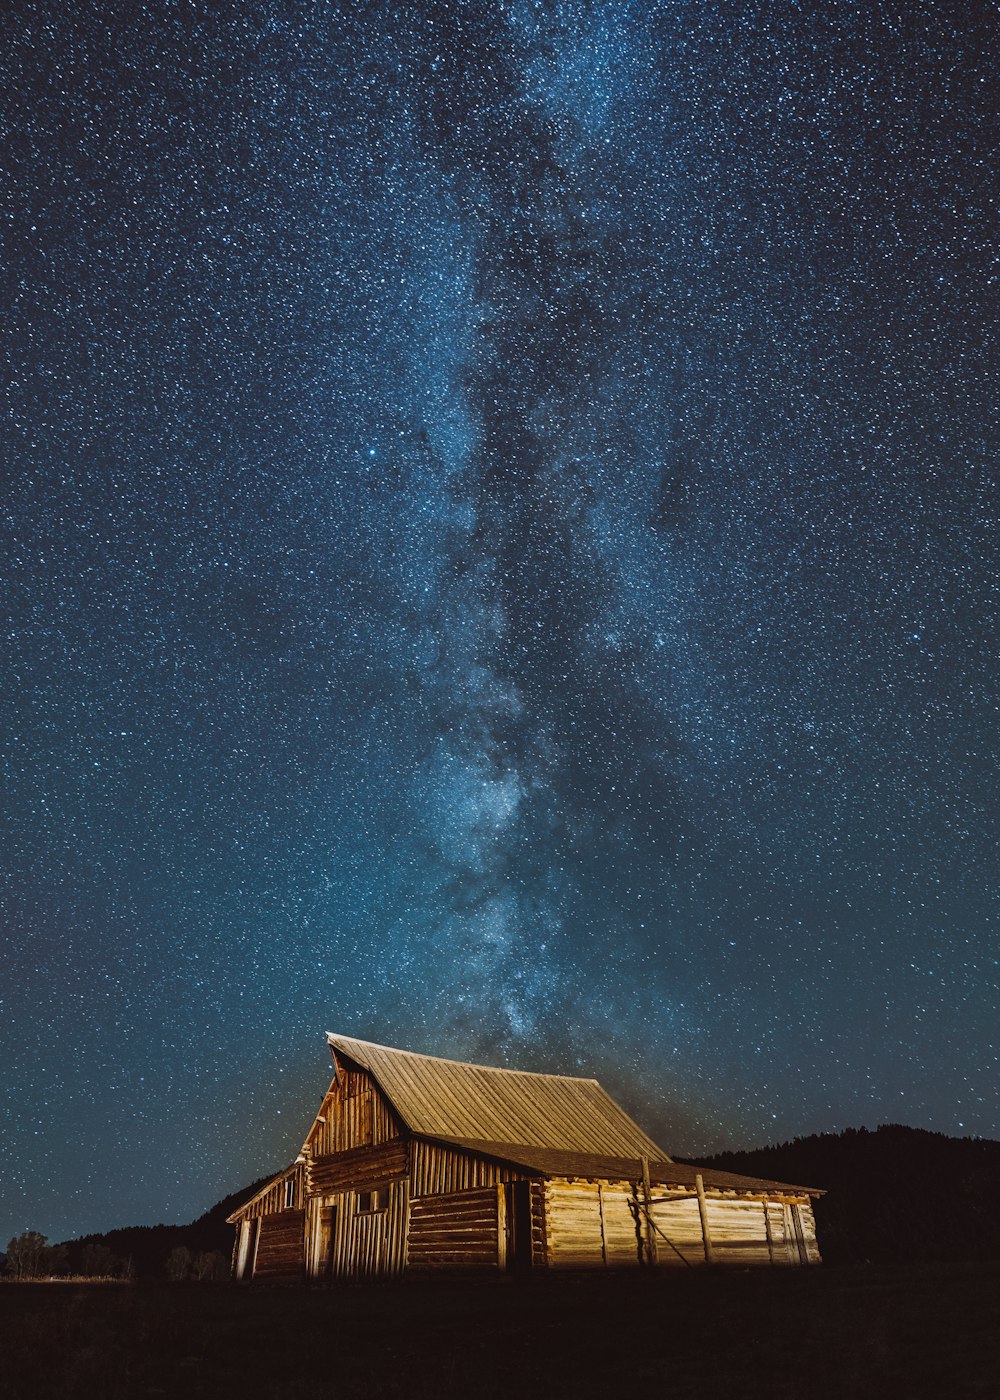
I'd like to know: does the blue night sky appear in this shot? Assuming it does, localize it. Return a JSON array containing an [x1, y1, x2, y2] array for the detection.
[[2, 0, 997, 1244]]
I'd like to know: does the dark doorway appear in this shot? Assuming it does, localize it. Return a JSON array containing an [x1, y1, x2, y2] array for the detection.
[[322, 1205, 338, 1280], [505, 1181, 532, 1274]]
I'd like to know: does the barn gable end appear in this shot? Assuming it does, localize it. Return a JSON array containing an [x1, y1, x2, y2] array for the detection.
[[227, 1034, 824, 1281]]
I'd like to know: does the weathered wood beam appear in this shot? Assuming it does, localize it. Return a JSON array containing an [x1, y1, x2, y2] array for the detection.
[[695, 1172, 715, 1265], [641, 1156, 657, 1267]]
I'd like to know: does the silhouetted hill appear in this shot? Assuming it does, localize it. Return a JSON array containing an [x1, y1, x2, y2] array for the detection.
[[51, 1125, 1000, 1277], [58, 1174, 273, 1278], [689, 1123, 1000, 1264]]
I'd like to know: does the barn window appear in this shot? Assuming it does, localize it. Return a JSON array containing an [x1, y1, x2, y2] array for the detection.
[[284, 1177, 295, 1208], [357, 1185, 389, 1213]]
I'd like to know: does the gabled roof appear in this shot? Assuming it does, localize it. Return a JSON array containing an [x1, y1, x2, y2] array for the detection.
[[326, 1033, 671, 1162]]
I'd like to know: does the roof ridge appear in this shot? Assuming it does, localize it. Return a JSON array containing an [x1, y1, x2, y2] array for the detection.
[[326, 1032, 602, 1085]]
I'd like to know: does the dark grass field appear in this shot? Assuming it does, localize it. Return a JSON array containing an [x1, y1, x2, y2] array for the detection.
[[2, 1263, 998, 1400]]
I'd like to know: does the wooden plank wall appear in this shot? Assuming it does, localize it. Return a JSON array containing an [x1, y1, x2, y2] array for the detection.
[[788, 1200, 821, 1264], [304, 1199, 334, 1280], [803, 1203, 821, 1263], [406, 1187, 500, 1273], [306, 1071, 400, 1157], [233, 1218, 255, 1279], [305, 1180, 409, 1280], [409, 1140, 525, 1197], [348, 1180, 409, 1279], [252, 1209, 305, 1281], [235, 1162, 306, 1221]]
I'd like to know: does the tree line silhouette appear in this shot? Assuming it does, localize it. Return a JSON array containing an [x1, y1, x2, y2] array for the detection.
[[2, 1175, 270, 1280], [696, 1123, 1000, 1264], [6, 1126, 1000, 1278]]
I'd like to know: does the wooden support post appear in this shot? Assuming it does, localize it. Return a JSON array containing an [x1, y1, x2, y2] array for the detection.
[[496, 1184, 507, 1273], [791, 1203, 809, 1265], [641, 1156, 657, 1267], [763, 1199, 775, 1265], [695, 1173, 715, 1265], [597, 1183, 608, 1267]]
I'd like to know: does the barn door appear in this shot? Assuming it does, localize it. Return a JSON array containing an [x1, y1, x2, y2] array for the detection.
[[311, 1203, 337, 1281]]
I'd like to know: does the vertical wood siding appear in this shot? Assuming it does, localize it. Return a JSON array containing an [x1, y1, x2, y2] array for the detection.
[[785, 1200, 821, 1264], [305, 1070, 400, 1158], [235, 1162, 306, 1221], [303, 1197, 334, 1279], [347, 1179, 408, 1279], [305, 1181, 409, 1280], [800, 1202, 821, 1263], [409, 1140, 525, 1196]]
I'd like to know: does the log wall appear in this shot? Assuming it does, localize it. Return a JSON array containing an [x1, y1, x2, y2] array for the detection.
[[649, 1191, 820, 1267], [252, 1209, 305, 1281], [406, 1187, 501, 1273], [544, 1179, 642, 1269], [308, 1139, 408, 1195], [529, 1181, 548, 1268], [703, 1198, 776, 1266], [542, 1178, 822, 1270], [648, 1194, 704, 1265]]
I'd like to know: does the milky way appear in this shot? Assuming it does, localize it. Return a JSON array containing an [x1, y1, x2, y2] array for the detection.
[[2, 0, 997, 1242]]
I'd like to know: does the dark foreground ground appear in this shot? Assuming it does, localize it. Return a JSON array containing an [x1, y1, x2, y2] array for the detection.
[[2, 1262, 998, 1400]]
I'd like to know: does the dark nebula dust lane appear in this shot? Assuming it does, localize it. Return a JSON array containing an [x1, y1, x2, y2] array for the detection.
[[1, 1, 997, 1241]]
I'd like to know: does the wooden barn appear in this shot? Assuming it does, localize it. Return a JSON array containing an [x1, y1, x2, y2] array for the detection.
[[228, 1033, 822, 1281]]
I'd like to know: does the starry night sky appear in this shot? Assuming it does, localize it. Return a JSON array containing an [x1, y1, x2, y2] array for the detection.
[[2, 0, 998, 1244]]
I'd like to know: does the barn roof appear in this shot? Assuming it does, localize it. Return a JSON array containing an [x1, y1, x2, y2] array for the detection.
[[326, 1033, 671, 1162], [427, 1138, 823, 1197]]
